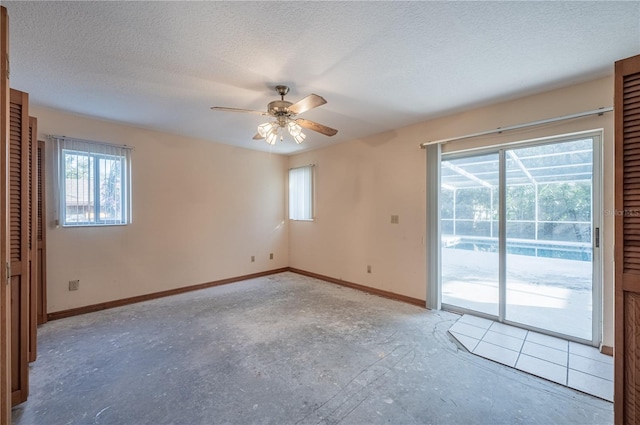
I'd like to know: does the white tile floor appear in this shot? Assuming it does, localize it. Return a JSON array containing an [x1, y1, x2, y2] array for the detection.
[[449, 314, 614, 402]]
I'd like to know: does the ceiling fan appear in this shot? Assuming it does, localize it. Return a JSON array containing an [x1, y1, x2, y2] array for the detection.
[[211, 85, 338, 145]]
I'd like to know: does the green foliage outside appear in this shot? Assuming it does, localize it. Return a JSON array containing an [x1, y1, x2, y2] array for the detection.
[[441, 181, 591, 243], [100, 158, 122, 220]]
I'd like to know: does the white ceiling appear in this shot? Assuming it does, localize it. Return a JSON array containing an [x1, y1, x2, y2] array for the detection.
[[4, 1, 640, 155]]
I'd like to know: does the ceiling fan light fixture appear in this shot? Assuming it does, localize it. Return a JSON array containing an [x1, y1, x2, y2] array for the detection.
[[265, 129, 279, 145], [258, 121, 276, 138], [287, 121, 302, 137], [293, 131, 306, 144]]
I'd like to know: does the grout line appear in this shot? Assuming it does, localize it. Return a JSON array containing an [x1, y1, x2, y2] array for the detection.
[[455, 315, 492, 347], [475, 319, 520, 357], [514, 330, 528, 368], [566, 346, 614, 384], [449, 331, 480, 352], [568, 350, 613, 365], [459, 314, 494, 331], [567, 363, 614, 382], [475, 318, 494, 351], [566, 343, 571, 385], [474, 339, 520, 354]]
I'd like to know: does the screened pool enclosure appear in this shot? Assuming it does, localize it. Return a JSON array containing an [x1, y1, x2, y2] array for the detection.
[[440, 136, 598, 341]]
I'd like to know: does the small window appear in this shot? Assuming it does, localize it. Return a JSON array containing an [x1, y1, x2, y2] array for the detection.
[[53, 136, 132, 226], [289, 165, 314, 221]]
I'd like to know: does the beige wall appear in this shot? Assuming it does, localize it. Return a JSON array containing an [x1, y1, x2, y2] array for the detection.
[[32, 76, 616, 347], [289, 77, 615, 347], [32, 106, 289, 313]]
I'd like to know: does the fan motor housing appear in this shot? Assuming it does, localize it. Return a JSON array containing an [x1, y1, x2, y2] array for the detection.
[[268, 100, 293, 116]]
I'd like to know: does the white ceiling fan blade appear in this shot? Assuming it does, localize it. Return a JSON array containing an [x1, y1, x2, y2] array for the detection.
[[210, 106, 268, 116], [288, 94, 326, 115], [252, 132, 265, 140], [296, 118, 338, 137]]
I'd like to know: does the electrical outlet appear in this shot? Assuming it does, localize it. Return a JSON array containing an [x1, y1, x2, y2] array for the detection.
[[69, 280, 79, 291], [391, 215, 399, 224], [367, 265, 372, 273], [251, 256, 255, 262], [270, 253, 274, 260]]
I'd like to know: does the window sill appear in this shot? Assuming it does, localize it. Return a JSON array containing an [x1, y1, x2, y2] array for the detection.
[[61, 223, 129, 228]]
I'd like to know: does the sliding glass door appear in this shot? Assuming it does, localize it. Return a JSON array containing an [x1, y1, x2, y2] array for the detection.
[[441, 153, 499, 316], [439, 135, 600, 343], [504, 140, 595, 340]]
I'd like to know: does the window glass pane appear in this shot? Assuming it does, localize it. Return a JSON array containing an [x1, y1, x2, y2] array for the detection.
[[289, 166, 313, 220], [64, 151, 94, 224], [505, 138, 593, 340], [441, 152, 499, 316], [98, 155, 123, 222], [59, 140, 130, 227]]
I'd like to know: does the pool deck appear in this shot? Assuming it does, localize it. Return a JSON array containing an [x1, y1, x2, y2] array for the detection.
[[442, 248, 592, 340]]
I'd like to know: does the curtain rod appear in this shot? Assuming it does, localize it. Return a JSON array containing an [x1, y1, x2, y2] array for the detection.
[[419, 107, 613, 149], [49, 134, 133, 150], [289, 163, 315, 170]]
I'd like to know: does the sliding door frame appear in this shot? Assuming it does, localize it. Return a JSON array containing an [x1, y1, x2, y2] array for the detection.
[[433, 130, 603, 346], [426, 143, 441, 310]]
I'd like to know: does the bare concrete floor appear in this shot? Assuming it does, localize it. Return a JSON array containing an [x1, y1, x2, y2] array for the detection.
[[12, 272, 612, 425]]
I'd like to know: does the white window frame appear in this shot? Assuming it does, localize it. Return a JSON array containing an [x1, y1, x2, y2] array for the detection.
[[289, 164, 314, 221], [53, 136, 132, 227]]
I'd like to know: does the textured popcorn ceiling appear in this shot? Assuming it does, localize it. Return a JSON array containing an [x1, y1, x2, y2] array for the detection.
[[4, 1, 640, 154]]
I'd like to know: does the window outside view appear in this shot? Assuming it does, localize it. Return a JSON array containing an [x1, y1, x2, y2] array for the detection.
[[63, 150, 125, 225], [441, 138, 594, 340]]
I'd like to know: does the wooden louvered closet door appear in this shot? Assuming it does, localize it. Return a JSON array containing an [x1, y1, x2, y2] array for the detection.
[[27, 117, 37, 363], [9, 89, 29, 406], [0, 6, 12, 424], [36, 140, 46, 326], [615, 53, 640, 425]]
